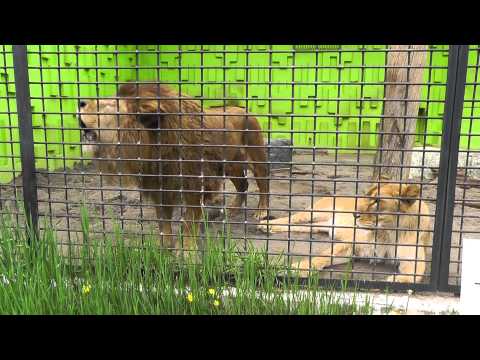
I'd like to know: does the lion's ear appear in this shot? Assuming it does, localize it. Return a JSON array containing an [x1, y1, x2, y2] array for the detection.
[[118, 83, 164, 114], [400, 184, 420, 205], [124, 96, 178, 115], [121, 99, 160, 129], [137, 99, 162, 114], [117, 83, 137, 97], [137, 113, 161, 129], [365, 184, 379, 196]]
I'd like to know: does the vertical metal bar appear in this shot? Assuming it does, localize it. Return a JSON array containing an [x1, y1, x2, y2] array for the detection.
[[431, 45, 469, 291], [13, 45, 38, 238]]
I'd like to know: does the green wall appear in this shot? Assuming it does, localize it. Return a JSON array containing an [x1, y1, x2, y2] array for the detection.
[[0, 45, 479, 184]]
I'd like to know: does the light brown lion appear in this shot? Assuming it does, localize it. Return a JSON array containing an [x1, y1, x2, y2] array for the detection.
[[257, 183, 432, 283], [79, 83, 269, 250]]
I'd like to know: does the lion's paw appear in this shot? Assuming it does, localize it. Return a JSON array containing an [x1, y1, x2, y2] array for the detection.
[[256, 222, 272, 233], [386, 274, 415, 283]]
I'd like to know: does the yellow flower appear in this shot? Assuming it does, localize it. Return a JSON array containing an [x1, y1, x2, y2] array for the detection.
[[82, 283, 92, 295], [208, 288, 216, 296], [186, 292, 194, 303], [213, 299, 220, 307]]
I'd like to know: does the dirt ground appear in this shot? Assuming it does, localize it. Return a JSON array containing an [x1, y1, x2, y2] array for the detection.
[[1, 152, 479, 286]]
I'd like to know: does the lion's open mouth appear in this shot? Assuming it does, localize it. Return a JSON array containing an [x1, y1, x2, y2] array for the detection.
[[78, 118, 98, 156], [81, 144, 96, 156]]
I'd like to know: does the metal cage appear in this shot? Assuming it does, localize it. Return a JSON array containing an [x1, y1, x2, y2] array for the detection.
[[1, 44, 478, 293]]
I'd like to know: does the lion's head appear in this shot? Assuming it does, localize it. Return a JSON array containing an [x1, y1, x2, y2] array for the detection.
[[77, 84, 207, 188], [78, 84, 200, 152], [354, 183, 421, 228], [78, 98, 132, 157], [77, 85, 169, 186]]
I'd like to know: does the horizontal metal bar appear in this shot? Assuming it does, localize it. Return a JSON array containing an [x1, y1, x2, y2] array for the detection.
[[24, 50, 447, 56], [28, 95, 448, 102], [25, 48, 450, 54], [24, 80, 449, 86]]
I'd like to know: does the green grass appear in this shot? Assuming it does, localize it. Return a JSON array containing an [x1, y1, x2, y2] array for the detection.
[[0, 212, 373, 315]]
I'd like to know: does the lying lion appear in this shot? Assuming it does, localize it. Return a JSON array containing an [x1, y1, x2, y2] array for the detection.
[[257, 183, 432, 283]]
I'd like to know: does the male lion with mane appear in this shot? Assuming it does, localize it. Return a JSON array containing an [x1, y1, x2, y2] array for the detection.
[[258, 183, 432, 283], [78, 83, 269, 250]]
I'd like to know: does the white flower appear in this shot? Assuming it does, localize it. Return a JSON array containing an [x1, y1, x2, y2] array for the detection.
[[1, 274, 9, 285]]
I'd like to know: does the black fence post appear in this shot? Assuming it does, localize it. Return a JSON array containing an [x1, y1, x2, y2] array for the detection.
[[430, 45, 469, 292], [13, 45, 38, 240]]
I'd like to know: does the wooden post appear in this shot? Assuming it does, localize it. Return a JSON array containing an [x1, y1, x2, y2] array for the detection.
[[373, 45, 428, 181]]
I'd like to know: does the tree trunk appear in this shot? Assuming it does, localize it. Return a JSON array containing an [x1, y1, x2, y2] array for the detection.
[[372, 45, 428, 181]]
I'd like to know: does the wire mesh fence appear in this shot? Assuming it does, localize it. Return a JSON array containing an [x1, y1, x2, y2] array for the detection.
[[0, 44, 477, 292]]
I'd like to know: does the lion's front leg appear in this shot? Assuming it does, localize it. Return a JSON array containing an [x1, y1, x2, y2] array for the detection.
[[290, 243, 354, 277], [386, 243, 426, 283], [151, 191, 177, 250], [257, 212, 332, 234], [155, 205, 176, 249]]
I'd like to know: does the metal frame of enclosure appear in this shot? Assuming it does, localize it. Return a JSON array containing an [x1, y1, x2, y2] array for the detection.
[[1, 44, 477, 293]]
